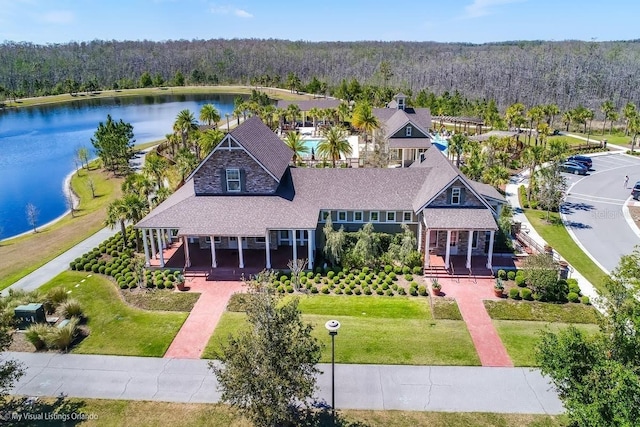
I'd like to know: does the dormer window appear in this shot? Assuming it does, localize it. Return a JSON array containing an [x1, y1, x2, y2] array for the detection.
[[226, 168, 241, 192], [451, 187, 461, 205], [406, 125, 412, 137], [397, 98, 405, 110]]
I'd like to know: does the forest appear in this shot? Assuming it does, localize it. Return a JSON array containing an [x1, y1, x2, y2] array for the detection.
[[1, 38, 640, 114]]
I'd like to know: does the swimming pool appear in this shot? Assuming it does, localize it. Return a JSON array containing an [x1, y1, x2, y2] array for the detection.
[[431, 134, 449, 152], [302, 139, 322, 155]]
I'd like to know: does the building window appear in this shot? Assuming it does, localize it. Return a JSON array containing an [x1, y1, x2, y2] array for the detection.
[[337, 211, 347, 222], [279, 230, 289, 239], [386, 211, 396, 222], [205, 236, 211, 243], [214, 236, 221, 243], [403, 211, 412, 222], [354, 211, 363, 222], [370, 211, 379, 222], [429, 230, 438, 248], [472, 231, 478, 248], [451, 187, 461, 205], [255, 236, 266, 243], [406, 125, 412, 137], [226, 168, 241, 192], [319, 210, 330, 222]]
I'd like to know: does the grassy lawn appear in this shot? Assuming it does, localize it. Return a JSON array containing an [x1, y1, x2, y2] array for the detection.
[[5, 85, 313, 109], [0, 164, 123, 290], [121, 290, 200, 312], [484, 300, 601, 323], [38, 271, 188, 357], [522, 209, 609, 294], [547, 134, 595, 147], [494, 320, 600, 366], [203, 295, 480, 366], [13, 397, 568, 427]]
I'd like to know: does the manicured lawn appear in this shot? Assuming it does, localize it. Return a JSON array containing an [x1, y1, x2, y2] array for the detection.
[[121, 290, 200, 312], [494, 320, 600, 366], [522, 209, 609, 294], [0, 163, 123, 290], [18, 397, 568, 427], [547, 134, 594, 147], [203, 295, 480, 365], [484, 300, 601, 323], [39, 271, 188, 357]]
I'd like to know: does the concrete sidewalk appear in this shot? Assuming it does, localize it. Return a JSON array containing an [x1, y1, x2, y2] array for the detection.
[[1, 227, 119, 297], [4, 352, 563, 414]]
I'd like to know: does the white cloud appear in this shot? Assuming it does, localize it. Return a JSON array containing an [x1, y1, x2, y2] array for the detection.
[[462, 0, 524, 19], [210, 4, 253, 18], [234, 9, 253, 18], [40, 10, 74, 24]]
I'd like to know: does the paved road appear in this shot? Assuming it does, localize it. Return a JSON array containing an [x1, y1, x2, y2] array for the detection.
[[3, 352, 563, 414], [561, 153, 640, 272]]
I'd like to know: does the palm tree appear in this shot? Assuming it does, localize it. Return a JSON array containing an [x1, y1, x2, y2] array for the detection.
[[337, 101, 351, 124], [174, 147, 198, 184], [460, 143, 485, 181], [105, 199, 129, 250], [543, 104, 560, 128], [122, 173, 154, 200], [608, 111, 619, 134], [153, 187, 172, 207], [600, 100, 615, 135], [562, 111, 573, 132], [482, 165, 510, 189], [199, 129, 224, 158], [623, 102, 637, 136], [449, 133, 467, 168], [121, 193, 149, 251], [526, 106, 545, 145], [173, 109, 198, 149], [537, 123, 551, 149], [317, 126, 351, 167], [260, 104, 276, 128], [283, 132, 309, 164], [523, 145, 546, 200], [286, 104, 300, 128], [505, 103, 525, 130], [308, 107, 321, 134], [199, 104, 221, 127], [352, 101, 380, 163], [143, 153, 169, 190]]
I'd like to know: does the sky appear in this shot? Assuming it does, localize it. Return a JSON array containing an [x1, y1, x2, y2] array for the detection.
[[1, 0, 639, 45]]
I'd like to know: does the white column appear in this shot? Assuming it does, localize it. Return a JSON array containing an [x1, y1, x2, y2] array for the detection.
[[307, 229, 314, 270], [288, 229, 293, 246], [157, 230, 165, 268], [444, 229, 451, 269], [417, 219, 423, 252], [486, 230, 495, 269], [150, 228, 157, 259], [265, 231, 272, 269], [183, 235, 191, 268], [161, 229, 167, 249], [142, 229, 150, 267], [401, 148, 404, 167], [424, 228, 431, 268], [210, 236, 217, 268], [466, 230, 474, 269], [292, 229, 298, 261], [238, 236, 245, 268]]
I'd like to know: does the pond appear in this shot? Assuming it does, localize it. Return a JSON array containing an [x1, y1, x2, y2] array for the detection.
[[0, 93, 238, 239]]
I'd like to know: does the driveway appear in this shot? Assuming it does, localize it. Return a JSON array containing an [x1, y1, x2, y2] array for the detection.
[[561, 153, 640, 272]]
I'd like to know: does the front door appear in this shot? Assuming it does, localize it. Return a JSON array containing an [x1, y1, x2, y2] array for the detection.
[[449, 231, 458, 255]]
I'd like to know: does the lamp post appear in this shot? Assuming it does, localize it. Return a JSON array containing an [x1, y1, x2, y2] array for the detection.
[[325, 319, 340, 425]]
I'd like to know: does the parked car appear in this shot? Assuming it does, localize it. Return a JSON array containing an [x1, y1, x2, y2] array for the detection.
[[632, 181, 640, 200], [567, 155, 593, 169], [560, 161, 588, 175]]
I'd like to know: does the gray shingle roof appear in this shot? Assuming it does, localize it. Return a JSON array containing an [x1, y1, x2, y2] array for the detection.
[[374, 107, 432, 138], [276, 99, 341, 111], [388, 138, 432, 149], [229, 116, 293, 180], [422, 208, 498, 230]]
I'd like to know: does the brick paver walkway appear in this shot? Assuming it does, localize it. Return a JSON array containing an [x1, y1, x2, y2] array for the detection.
[[164, 279, 245, 359], [437, 277, 513, 367]]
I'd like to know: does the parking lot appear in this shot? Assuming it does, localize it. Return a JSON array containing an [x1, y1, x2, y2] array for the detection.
[[561, 153, 640, 272]]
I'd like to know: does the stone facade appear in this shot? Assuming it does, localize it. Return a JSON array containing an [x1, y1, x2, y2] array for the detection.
[[429, 179, 486, 208], [193, 147, 279, 195], [390, 124, 428, 139]]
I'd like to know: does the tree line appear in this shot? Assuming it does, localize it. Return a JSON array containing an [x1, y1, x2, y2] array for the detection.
[[1, 39, 640, 113]]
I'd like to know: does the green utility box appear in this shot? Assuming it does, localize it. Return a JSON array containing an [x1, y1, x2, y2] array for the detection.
[[14, 303, 46, 329]]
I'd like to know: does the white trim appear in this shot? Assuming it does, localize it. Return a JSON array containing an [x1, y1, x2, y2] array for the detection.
[[337, 210, 347, 222], [255, 236, 266, 243], [353, 211, 364, 222], [369, 211, 380, 222], [417, 176, 497, 215], [451, 187, 461, 205], [403, 211, 413, 222], [214, 236, 221, 243], [319, 210, 330, 222], [226, 168, 241, 192], [386, 211, 396, 222], [406, 125, 412, 137], [185, 134, 281, 183]]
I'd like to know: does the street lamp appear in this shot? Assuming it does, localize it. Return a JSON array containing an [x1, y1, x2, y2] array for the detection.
[[225, 113, 230, 132], [325, 319, 340, 425]]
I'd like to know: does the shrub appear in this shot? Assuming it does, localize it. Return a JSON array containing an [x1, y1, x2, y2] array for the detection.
[[286, 286, 294, 293], [566, 277, 578, 286], [402, 266, 411, 274], [568, 283, 581, 295], [25, 324, 49, 350], [388, 272, 397, 280], [418, 286, 428, 296], [515, 270, 524, 278], [354, 288, 362, 295], [384, 265, 393, 273], [509, 288, 521, 300], [507, 271, 516, 280], [530, 200, 538, 209], [69, 261, 77, 270], [83, 262, 93, 271], [378, 271, 386, 278], [327, 271, 335, 279], [120, 283, 129, 289], [412, 266, 423, 275], [307, 271, 314, 279], [581, 295, 591, 305], [321, 286, 330, 294], [497, 269, 506, 279], [335, 288, 343, 295], [358, 273, 365, 280], [567, 292, 580, 303], [382, 283, 389, 291], [385, 289, 394, 296], [345, 288, 353, 295], [397, 287, 407, 295], [409, 286, 418, 296], [157, 282, 166, 290], [520, 288, 533, 301], [515, 275, 526, 287], [363, 287, 372, 295], [61, 299, 83, 319], [522, 201, 530, 208], [376, 288, 384, 295], [404, 274, 414, 281], [47, 287, 69, 307], [46, 318, 79, 351], [98, 265, 106, 274], [393, 265, 402, 274], [362, 266, 370, 274]]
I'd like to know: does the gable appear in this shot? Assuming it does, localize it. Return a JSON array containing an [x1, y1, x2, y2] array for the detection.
[[423, 177, 495, 212], [390, 123, 428, 139]]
